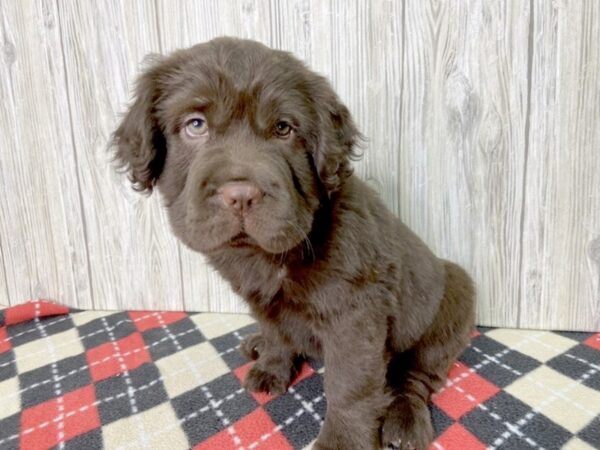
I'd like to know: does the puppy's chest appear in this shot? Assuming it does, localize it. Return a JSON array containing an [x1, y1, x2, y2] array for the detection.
[[276, 266, 333, 322]]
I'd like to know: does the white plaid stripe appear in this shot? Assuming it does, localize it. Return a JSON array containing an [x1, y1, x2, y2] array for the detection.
[[491, 329, 597, 370], [438, 328, 569, 394], [114, 386, 325, 450], [33, 301, 66, 449], [462, 337, 597, 448], [490, 364, 597, 449], [0, 310, 72, 344], [445, 372, 543, 449], [114, 315, 328, 450], [288, 386, 323, 425], [3, 306, 597, 450], [244, 395, 325, 450], [0, 343, 250, 446], [157, 311, 244, 448], [3, 319, 237, 402], [435, 332, 552, 449], [438, 329, 595, 447], [99, 316, 150, 449], [0, 311, 225, 369], [3, 313, 248, 400]]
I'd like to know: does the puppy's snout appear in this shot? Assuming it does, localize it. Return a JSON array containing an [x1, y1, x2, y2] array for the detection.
[[218, 182, 263, 213]]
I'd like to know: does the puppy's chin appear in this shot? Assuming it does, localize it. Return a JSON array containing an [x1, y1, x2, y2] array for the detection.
[[183, 223, 306, 255]]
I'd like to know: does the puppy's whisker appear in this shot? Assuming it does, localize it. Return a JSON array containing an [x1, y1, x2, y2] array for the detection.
[[286, 220, 315, 261]]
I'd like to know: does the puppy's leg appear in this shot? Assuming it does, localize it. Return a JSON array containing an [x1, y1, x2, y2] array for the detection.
[[382, 262, 475, 450], [242, 322, 297, 396], [314, 314, 391, 450]]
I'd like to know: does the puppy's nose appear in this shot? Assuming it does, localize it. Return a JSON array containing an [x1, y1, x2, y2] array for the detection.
[[218, 182, 263, 213]]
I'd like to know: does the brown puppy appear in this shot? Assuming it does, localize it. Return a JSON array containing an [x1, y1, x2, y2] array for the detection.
[[113, 37, 475, 450]]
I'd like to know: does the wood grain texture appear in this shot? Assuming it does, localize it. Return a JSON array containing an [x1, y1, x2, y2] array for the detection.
[[400, 1, 531, 327], [0, 0, 92, 308], [56, 0, 184, 310], [0, 0, 598, 330], [520, 0, 600, 331]]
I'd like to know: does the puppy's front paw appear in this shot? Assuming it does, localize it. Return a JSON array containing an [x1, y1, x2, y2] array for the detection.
[[381, 397, 433, 450], [244, 364, 289, 395], [239, 333, 265, 360]]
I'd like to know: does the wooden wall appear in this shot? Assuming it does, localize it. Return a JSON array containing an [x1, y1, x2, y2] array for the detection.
[[0, 0, 598, 331]]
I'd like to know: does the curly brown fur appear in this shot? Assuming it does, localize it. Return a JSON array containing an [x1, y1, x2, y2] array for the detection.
[[113, 37, 476, 450]]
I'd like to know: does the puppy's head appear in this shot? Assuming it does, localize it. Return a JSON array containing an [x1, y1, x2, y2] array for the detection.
[[114, 37, 360, 254]]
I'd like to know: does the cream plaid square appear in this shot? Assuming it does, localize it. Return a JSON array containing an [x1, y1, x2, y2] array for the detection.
[[0, 377, 20, 420], [189, 313, 256, 340], [562, 437, 597, 450], [102, 402, 188, 449], [13, 327, 85, 374], [505, 365, 600, 433], [156, 341, 230, 398], [71, 310, 120, 328], [486, 329, 579, 363]]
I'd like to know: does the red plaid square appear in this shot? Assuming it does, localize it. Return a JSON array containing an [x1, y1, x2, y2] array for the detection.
[[584, 333, 600, 351], [234, 362, 315, 405], [129, 311, 188, 332], [193, 408, 292, 450], [86, 332, 150, 382], [434, 423, 486, 450], [433, 362, 499, 420], [20, 385, 100, 449], [0, 326, 10, 353], [5, 301, 69, 325]]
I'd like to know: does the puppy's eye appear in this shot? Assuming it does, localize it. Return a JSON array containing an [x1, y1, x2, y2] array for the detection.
[[183, 114, 209, 138], [274, 121, 292, 138]]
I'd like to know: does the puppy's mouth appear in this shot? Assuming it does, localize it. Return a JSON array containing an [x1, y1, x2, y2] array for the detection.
[[228, 231, 257, 247]]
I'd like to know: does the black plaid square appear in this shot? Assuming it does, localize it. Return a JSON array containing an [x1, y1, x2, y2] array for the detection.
[[0, 412, 20, 449], [95, 362, 168, 425], [142, 317, 205, 361], [19, 353, 90, 408], [461, 391, 571, 449], [210, 331, 247, 370], [461, 391, 528, 442], [61, 429, 104, 450], [553, 330, 594, 343], [430, 403, 454, 436], [264, 375, 325, 449], [518, 412, 572, 449], [76, 312, 136, 350], [0, 350, 16, 382], [477, 327, 497, 334], [236, 322, 260, 337], [459, 335, 541, 388], [171, 372, 258, 445], [579, 416, 600, 447], [547, 344, 600, 390], [8, 315, 73, 347], [208, 323, 260, 371]]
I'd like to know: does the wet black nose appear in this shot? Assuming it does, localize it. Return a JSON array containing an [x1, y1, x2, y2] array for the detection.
[[218, 182, 263, 213]]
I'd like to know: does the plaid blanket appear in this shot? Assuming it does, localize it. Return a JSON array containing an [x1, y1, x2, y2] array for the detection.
[[0, 301, 598, 450]]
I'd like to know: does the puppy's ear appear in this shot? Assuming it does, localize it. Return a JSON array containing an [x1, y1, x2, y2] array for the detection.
[[313, 81, 362, 193], [112, 56, 168, 193]]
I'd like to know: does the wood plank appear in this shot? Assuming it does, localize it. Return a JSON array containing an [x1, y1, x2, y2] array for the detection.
[[0, 240, 8, 305], [0, 0, 92, 308], [521, 0, 600, 331], [400, 1, 531, 327], [55, 0, 184, 310], [308, 1, 404, 214]]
